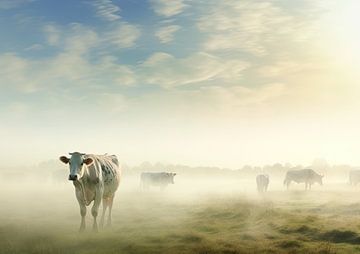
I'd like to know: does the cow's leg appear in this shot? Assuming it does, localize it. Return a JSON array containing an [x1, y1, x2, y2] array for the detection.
[[91, 190, 102, 232], [100, 197, 109, 228], [106, 195, 115, 227], [79, 204, 86, 232], [75, 189, 86, 232]]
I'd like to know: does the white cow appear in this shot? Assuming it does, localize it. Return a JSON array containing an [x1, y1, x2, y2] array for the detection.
[[59, 152, 121, 232], [256, 174, 269, 193]]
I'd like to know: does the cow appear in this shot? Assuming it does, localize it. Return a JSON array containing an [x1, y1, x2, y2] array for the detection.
[[59, 152, 121, 232], [256, 174, 269, 193], [283, 168, 323, 190], [140, 172, 176, 190], [349, 170, 360, 185]]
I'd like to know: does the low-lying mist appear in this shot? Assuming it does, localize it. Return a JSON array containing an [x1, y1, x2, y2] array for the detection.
[[1, 162, 360, 254]]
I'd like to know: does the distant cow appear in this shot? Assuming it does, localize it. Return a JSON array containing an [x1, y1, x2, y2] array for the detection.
[[349, 170, 360, 185], [284, 169, 323, 190], [140, 172, 176, 190], [59, 152, 121, 232], [256, 174, 269, 193]]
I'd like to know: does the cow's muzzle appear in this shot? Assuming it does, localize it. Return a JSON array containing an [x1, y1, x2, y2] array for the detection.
[[68, 174, 78, 181]]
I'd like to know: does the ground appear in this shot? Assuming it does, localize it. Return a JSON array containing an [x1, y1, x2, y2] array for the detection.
[[1, 176, 360, 254]]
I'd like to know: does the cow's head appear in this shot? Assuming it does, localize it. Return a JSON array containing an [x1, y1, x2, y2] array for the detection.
[[59, 152, 93, 181], [168, 172, 177, 184]]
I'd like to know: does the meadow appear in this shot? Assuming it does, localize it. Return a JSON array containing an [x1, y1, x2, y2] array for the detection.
[[1, 173, 360, 254]]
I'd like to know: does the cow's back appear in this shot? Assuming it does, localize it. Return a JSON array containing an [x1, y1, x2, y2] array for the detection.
[[286, 169, 317, 183], [141, 172, 171, 186], [88, 154, 121, 197]]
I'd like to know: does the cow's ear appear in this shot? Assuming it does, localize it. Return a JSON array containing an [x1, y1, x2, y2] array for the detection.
[[173, 173, 177, 176], [83, 158, 93, 165], [59, 156, 70, 164]]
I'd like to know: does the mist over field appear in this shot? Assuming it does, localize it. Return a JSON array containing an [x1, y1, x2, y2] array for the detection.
[[1, 160, 360, 253]]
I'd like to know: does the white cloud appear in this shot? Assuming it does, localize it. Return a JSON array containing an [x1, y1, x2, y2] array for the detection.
[[64, 24, 99, 54], [0, 0, 34, 9], [150, 0, 187, 17], [43, 22, 140, 52], [140, 52, 249, 88], [106, 23, 141, 48], [43, 24, 61, 46], [258, 61, 321, 78], [0, 22, 141, 93], [155, 25, 180, 43], [97, 56, 136, 86], [93, 0, 121, 21], [0, 53, 38, 93], [24, 43, 43, 51], [197, 0, 312, 56], [0, 50, 136, 93]]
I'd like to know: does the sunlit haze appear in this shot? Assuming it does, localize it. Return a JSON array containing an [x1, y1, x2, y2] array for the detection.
[[1, 0, 360, 168]]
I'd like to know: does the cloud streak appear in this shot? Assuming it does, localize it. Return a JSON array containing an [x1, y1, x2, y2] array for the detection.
[[0, 0, 34, 9], [93, 0, 121, 21], [197, 0, 313, 56], [150, 0, 187, 17], [155, 25, 181, 43], [139, 52, 248, 88]]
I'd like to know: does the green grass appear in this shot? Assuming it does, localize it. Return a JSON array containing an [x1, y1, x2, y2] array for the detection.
[[1, 183, 360, 254]]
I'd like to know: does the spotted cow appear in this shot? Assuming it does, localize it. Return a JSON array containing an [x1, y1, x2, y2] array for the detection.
[[59, 152, 121, 232]]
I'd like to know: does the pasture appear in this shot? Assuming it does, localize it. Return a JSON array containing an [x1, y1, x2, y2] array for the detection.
[[1, 174, 360, 254]]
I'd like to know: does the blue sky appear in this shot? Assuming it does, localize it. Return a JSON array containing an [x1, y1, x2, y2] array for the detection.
[[1, 0, 360, 167]]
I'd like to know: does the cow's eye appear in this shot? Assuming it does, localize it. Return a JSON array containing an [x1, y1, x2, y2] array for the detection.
[[81, 162, 84, 166]]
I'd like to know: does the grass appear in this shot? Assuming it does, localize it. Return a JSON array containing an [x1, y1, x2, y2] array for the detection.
[[1, 180, 360, 253]]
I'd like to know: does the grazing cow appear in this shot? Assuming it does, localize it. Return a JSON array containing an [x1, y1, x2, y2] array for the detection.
[[283, 168, 323, 190], [256, 174, 269, 193], [349, 170, 360, 185], [140, 172, 176, 190], [59, 152, 121, 232]]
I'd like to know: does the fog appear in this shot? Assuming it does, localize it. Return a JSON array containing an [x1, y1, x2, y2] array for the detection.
[[1, 161, 360, 253]]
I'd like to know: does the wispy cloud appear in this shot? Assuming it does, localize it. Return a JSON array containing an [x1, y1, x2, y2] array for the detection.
[[43, 24, 61, 46], [0, 21, 139, 93], [105, 23, 141, 48], [155, 25, 180, 43], [197, 0, 311, 56], [24, 44, 43, 51], [93, 0, 121, 21], [0, 53, 38, 93], [150, 0, 187, 17], [0, 0, 34, 9], [139, 52, 249, 88]]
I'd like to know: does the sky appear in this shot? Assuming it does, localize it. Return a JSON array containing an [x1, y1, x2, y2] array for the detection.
[[1, 0, 360, 168]]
